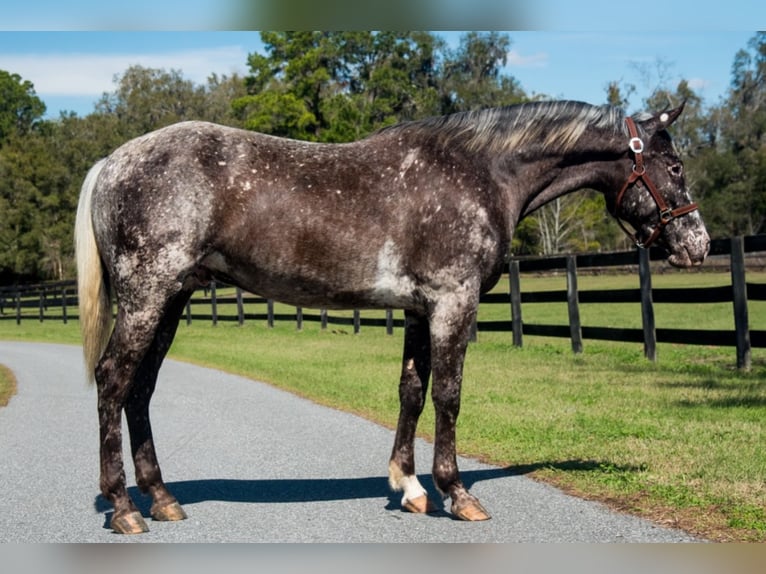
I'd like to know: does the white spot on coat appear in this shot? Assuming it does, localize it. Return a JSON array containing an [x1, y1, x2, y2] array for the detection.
[[373, 240, 416, 305], [398, 148, 420, 178]]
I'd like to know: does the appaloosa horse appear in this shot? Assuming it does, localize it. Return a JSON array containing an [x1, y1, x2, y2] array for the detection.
[[75, 100, 709, 534]]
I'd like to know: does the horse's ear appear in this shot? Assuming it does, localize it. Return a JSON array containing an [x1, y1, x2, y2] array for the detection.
[[658, 100, 685, 128], [642, 101, 685, 134]]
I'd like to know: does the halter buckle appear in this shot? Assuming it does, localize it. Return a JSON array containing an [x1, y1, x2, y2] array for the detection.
[[629, 137, 644, 154], [659, 208, 674, 224]]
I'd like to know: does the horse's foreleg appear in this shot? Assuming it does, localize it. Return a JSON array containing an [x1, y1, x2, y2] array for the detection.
[[388, 311, 436, 513], [125, 291, 192, 525], [429, 292, 491, 521]]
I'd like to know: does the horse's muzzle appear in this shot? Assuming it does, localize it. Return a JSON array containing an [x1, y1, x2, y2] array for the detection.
[[667, 230, 710, 268]]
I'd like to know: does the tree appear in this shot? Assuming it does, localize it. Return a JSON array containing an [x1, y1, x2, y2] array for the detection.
[[203, 73, 248, 128], [0, 71, 51, 281], [233, 31, 340, 140], [234, 31, 445, 141], [0, 128, 71, 281], [439, 32, 526, 113], [0, 70, 46, 144], [96, 65, 209, 139], [691, 32, 766, 238], [726, 32, 766, 152], [318, 31, 443, 141], [604, 80, 635, 109], [524, 192, 617, 256]]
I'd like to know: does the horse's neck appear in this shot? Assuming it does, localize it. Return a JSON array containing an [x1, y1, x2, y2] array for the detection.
[[516, 142, 624, 218]]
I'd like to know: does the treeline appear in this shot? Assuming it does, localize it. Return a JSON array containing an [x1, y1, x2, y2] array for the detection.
[[1, 31, 765, 284]]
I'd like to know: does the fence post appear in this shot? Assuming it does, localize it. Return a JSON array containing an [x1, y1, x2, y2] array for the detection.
[[15, 290, 21, 325], [566, 255, 583, 354], [185, 299, 192, 325], [236, 288, 244, 326], [469, 316, 478, 343], [39, 289, 45, 322], [353, 309, 361, 334], [320, 308, 328, 330], [62, 286, 68, 324], [638, 247, 657, 362], [210, 280, 218, 326], [509, 260, 523, 347], [730, 236, 751, 370], [296, 307, 303, 331], [267, 299, 275, 328], [386, 309, 394, 335]]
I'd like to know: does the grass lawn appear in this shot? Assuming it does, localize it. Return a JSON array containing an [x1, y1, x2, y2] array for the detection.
[[0, 363, 16, 407], [1, 269, 765, 541]]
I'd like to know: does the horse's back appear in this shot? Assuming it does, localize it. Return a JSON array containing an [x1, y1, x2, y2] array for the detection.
[[89, 120, 508, 310]]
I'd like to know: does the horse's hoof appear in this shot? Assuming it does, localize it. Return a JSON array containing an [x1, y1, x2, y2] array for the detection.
[[452, 500, 491, 521], [402, 494, 438, 514], [111, 511, 150, 534], [152, 501, 188, 522]]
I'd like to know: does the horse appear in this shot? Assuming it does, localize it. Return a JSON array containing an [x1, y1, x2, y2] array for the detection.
[[75, 100, 709, 534]]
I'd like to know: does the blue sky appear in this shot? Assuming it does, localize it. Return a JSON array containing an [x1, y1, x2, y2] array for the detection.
[[0, 2, 764, 119]]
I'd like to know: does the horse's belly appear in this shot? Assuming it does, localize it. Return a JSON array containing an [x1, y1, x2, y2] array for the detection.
[[239, 275, 419, 311], [201, 251, 421, 311]]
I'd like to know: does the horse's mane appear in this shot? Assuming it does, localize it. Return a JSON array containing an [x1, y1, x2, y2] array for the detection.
[[375, 100, 633, 154]]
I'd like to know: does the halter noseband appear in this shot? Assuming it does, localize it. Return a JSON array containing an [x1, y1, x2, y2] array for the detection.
[[614, 117, 699, 248]]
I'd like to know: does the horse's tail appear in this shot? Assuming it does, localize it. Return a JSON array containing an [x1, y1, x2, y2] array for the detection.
[[75, 159, 112, 384]]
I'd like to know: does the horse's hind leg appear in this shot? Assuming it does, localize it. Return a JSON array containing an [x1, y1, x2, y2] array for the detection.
[[96, 286, 189, 534], [124, 289, 193, 524], [96, 307, 164, 533], [388, 311, 437, 513]]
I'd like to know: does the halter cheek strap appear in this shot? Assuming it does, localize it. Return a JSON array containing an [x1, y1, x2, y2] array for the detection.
[[615, 117, 699, 248]]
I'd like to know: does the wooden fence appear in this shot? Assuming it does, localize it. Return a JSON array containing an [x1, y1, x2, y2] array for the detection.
[[2, 235, 764, 369], [499, 235, 765, 370]]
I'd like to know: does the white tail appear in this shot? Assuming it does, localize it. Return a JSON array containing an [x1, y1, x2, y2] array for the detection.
[[74, 159, 112, 384]]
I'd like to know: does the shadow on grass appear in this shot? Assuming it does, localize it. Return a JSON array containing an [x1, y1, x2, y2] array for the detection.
[[94, 459, 638, 525], [573, 352, 766, 408], [654, 376, 766, 408]]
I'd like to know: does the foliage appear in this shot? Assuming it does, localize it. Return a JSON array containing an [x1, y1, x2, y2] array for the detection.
[[0, 70, 46, 144], [234, 31, 447, 141], [0, 32, 765, 282], [688, 32, 766, 238], [96, 66, 247, 140]]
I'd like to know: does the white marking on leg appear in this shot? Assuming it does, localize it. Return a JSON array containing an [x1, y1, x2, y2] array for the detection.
[[389, 462, 428, 506], [399, 475, 428, 507]]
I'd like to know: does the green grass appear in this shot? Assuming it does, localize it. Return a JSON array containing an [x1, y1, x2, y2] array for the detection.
[[0, 363, 16, 407], [1, 270, 765, 541]]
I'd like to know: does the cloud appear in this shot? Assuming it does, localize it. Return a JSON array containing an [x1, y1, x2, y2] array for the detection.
[[0, 46, 248, 96], [507, 49, 548, 68], [686, 77, 711, 92]]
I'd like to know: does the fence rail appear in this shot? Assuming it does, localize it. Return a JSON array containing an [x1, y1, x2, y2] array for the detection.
[[2, 235, 764, 369]]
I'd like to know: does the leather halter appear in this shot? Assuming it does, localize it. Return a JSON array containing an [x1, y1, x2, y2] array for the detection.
[[614, 117, 699, 248]]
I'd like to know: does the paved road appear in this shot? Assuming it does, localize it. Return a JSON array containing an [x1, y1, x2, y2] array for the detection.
[[0, 341, 700, 542]]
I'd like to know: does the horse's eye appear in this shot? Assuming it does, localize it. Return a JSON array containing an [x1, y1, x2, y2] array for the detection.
[[668, 163, 683, 177]]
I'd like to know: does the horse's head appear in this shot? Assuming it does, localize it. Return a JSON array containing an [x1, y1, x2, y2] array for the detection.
[[608, 103, 709, 268]]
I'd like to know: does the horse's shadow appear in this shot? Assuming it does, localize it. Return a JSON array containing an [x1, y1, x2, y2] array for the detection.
[[94, 459, 625, 526]]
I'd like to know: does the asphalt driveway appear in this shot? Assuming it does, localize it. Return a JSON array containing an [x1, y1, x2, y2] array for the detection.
[[0, 341, 700, 542]]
